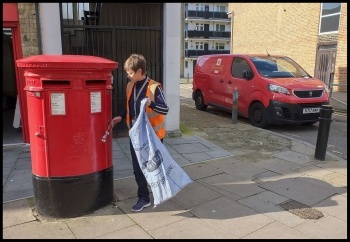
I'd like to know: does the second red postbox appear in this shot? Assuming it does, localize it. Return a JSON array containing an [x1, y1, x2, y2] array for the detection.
[[16, 55, 118, 218]]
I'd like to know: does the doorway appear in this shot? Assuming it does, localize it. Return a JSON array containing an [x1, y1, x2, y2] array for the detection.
[[192, 59, 197, 76], [314, 44, 337, 91], [3, 28, 23, 145]]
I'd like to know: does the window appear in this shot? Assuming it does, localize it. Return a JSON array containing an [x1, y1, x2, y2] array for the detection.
[[62, 3, 90, 20], [196, 4, 204, 11], [195, 42, 204, 50], [319, 3, 341, 34], [231, 58, 252, 79], [216, 5, 226, 12], [215, 43, 225, 50], [195, 23, 204, 31], [251, 56, 309, 78], [185, 61, 188, 68], [216, 24, 225, 32]]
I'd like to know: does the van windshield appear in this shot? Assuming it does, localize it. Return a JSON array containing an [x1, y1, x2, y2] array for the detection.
[[250, 56, 311, 78]]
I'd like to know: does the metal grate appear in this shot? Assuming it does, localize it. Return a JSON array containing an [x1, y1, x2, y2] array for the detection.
[[293, 89, 324, 98], [60, 3, 163, 134], [279, 199, 324, 220]]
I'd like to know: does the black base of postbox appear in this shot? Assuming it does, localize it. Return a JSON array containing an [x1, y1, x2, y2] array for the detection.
[[32, 167, 114, 218]]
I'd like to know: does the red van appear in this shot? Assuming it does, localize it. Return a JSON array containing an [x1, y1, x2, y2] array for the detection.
[[192, 54, 330, 128]]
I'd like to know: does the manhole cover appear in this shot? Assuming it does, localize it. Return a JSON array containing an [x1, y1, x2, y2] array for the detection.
[[279, 199, 324, 220]]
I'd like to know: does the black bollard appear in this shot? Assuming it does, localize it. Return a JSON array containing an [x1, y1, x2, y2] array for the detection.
[[314, 105, 334, 161], [232, 88, 238, 124]]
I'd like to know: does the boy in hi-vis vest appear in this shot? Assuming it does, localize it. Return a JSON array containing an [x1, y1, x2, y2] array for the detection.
[[112, 54, 169, 212]]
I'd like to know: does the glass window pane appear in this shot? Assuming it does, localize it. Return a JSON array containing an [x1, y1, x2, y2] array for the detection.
[[62, 3, 73, 19], [78, 3, 90, 20], [232, 58, 251, 79], [62, 3, 90, 20], [320, 15, 340, 33], [322, 3, 341, 16]]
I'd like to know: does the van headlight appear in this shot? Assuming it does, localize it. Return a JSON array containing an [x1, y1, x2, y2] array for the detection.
[[268, 84, 290, 95]]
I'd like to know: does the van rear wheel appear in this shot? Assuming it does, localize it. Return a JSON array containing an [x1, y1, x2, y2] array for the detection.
[[194, 91, 208, 111], [249, 102, 269, 129]]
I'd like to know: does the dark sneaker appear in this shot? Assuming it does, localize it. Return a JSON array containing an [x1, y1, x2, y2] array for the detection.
[[131, 199, 151, 212]]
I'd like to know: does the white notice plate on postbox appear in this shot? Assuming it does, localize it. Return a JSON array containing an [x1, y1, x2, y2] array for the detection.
[[51, 93, 66, 115], [91, 91, 101, 113], [303, 107, 320, 114]]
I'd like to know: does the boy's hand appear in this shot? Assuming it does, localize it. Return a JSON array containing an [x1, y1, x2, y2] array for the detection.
[[145, 98, 151, 107]]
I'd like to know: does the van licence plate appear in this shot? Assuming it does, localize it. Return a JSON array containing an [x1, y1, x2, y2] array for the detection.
[[303, 107, 320, 114]]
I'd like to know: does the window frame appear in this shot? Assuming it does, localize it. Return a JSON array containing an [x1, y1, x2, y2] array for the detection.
[[62, 2, 90, 21], [195, 42, 204, 50], [196, 4, 204, 11], [216, 5, 226, 13], [215, 24, 225, 32], [215, 43, 225, 50], [319, 3, 342, 35], [195, 23, 204, 31], [231, 57, 252, 80]]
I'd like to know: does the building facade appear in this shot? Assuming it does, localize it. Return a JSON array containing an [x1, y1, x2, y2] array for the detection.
[[228, 3, 347, 92], [182, 3, 231, 79]]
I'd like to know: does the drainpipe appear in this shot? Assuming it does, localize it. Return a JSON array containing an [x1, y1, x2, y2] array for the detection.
[[35, 3, 42, 54], [227, 10, 233, 54]]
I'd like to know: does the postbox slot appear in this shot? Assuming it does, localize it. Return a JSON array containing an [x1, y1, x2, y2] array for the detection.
[[85, 80, 106, 87], [42, 80, 71, 88]]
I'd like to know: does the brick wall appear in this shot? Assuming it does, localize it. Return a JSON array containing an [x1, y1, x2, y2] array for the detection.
[[18, 3, 39, 57], [229, 3, 347, 92], [335, 3, 347, 92]]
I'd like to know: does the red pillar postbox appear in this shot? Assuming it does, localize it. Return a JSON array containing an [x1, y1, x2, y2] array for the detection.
[[16, 55, 118, 218]]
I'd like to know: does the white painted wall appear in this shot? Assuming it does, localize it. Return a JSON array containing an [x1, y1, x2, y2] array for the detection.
[[184, 60, 194, 78], [163, 3, 181, 135], [39, 3, 62, 54]]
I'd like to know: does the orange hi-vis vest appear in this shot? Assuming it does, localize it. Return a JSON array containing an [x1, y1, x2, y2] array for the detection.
[[126, 78, 166, 139]]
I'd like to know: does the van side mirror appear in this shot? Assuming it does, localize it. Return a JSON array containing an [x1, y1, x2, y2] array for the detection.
[[242, 70, 253, 80]]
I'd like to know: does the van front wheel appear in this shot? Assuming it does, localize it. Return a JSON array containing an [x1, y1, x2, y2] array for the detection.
[[249, 102, 269, 129], [194, 91, 208, 111]]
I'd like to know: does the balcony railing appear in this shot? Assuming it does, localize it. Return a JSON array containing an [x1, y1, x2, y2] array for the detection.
[[185, 50, 230, 57], [186, 30, 230, 39], [186, 10, 229, 19]]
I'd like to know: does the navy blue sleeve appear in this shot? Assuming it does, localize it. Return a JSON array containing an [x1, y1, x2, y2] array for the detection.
[[120, 109, 126, 119], [149, 85, 169, 115]]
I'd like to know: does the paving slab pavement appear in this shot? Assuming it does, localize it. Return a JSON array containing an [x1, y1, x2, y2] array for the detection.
[[2, 86, 347, 239], [3, 132, 347, 239]]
